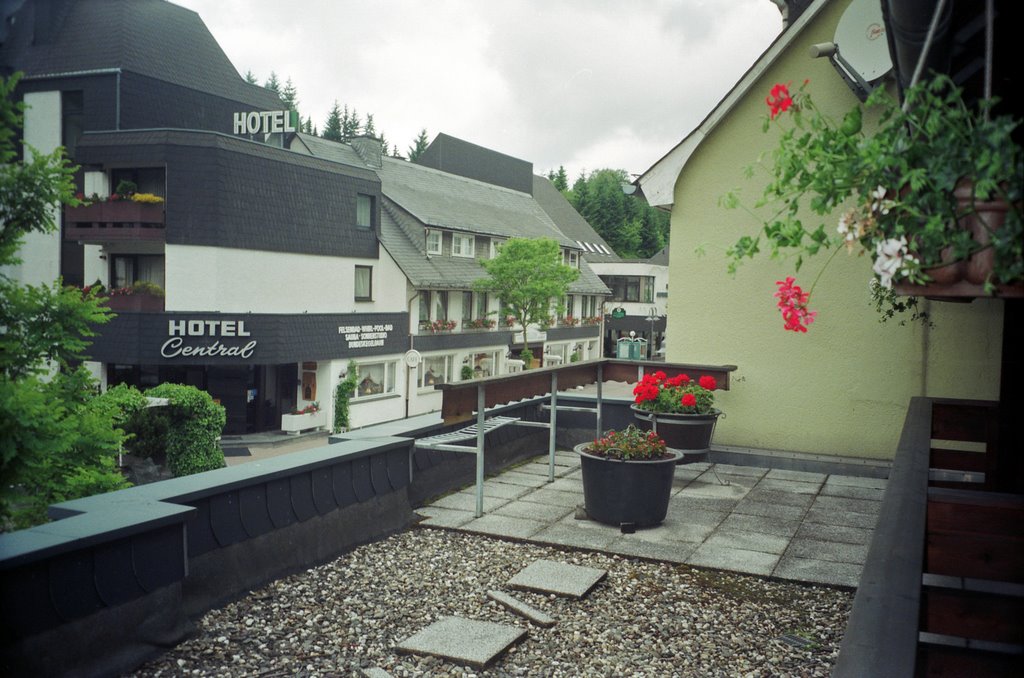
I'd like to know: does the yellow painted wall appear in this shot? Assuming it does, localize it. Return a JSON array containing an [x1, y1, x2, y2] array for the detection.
[[666, 0, 1003, 459]]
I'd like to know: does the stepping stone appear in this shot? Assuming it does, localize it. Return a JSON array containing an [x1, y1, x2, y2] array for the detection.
[[487, 590, 556, 627], [361, 669, 393, 678], [508, 559, 607, 598], [396, 615, 526, 668]]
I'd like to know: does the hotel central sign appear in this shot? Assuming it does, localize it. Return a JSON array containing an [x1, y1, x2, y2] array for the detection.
[[161, 319, 257, 359], [232, 110, 299, 136]]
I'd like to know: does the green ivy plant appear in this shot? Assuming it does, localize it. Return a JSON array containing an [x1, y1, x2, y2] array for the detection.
[[334, 360, 358, 432]]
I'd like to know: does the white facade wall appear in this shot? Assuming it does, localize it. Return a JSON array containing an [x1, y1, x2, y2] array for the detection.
[[166, 244, 405, 313], [589, 261, 669, 318], [10, 92, 62, 286]]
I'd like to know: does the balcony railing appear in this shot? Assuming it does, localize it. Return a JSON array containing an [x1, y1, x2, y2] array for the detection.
[[103, 292, 165, 312], [65, 202, 165, 244]]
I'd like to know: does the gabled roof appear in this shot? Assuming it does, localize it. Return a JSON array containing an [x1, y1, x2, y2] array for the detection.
[[1, 0, 279, 109], [636, 0, 827, 208], [531, 176, 620, 262]]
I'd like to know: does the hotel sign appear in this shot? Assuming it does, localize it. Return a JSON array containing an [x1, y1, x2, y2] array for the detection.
[[232, 110, 299, 136], [161, 319, 257, 360]]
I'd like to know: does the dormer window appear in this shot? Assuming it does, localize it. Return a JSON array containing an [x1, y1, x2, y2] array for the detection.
[[452, 233, 475, 258], [569, 251, 579, 268], [426, 229, 442, 255], [490, 238, 504, 259]]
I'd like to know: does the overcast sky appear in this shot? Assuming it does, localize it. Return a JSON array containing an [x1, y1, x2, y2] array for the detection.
[[173, 0, 782, 180]]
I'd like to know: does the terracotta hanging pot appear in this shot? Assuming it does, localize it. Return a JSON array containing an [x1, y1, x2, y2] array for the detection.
[[955, 179, 1010, 285]]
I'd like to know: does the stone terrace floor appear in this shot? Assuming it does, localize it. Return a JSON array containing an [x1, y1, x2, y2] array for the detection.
[[417, 450, 887, 588]]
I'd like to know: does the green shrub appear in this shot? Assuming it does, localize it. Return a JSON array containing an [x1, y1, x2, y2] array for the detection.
[[144, 383, 226, 477], [519, 348, 533, 368], [460, 365, 474, 381]]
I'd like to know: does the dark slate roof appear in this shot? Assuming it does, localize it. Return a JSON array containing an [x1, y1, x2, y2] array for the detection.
[[300, 133, 577, 246], [414, 133, 534, 194], [647, 246, 669, 266], [531, 175, 620, 262], [1, 0, 279, 109]]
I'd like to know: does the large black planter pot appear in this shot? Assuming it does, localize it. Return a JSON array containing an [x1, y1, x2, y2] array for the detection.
[[631, 405, 722, 462], [575, 443, 682, 528]]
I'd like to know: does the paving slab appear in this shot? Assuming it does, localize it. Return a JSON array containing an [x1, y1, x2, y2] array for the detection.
[[755, 478, 823, 495], [508, 559, 607, 598], [544, 477, 588, 493], [804, 507, 880, 529], [460, 513, 547, 540], [487, 590, 555, 627], [810, 495, 882, 515], [458, 481, 530, 500], [773, 556, 862, 588], [361, 668, 393, 678], [677, 478, 754, 500], [431, 492, 510, 513], [493, 500, 574, 522], [489, 471, 550, 488], [518, 487, 583, 508], [628, 516, 716, 545], [605, 537, 698, 564], [765, 468, 827, 483], [415, 506, 475, 529], [732, 500, 807, 522], [710, 464, 770, 478], [531, 522, 619, 551], [786, 538, 870, 565], [687, 543, 780, 577], [819, 483, 886, 502], [396, 616, 526, 668], [668, 495, 740, 514], [742, 487, 816, 509], [824, 474, 888, 490], [716, 513, 801, 537], [795, 522, 873, 545], [702, 529, 790, 555]]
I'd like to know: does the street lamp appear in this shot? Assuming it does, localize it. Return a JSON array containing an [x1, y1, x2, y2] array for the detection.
[[645, 306, 664, 359]]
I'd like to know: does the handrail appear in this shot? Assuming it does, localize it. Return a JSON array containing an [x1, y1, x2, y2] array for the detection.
[[833, 397, 931, 676]]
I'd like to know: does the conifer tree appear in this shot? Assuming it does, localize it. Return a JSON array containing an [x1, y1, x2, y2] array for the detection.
[[322, 101, 343, 141], [264, 71, 281, 93], [243, 69, 258, 84], [281, 77, 299, 111], [407, 128, 430, 161]]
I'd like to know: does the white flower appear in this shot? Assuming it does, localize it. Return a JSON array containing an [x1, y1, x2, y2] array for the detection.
[[872, 237, 909, 288], [871, 185, 887, 201]]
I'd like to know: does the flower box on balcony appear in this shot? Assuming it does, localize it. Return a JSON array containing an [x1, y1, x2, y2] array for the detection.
[[281, 410, 327, 434], [104, 292, 164, 312], [66, 201, 164, 225]]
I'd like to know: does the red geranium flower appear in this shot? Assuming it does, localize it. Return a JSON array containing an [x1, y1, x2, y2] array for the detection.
[[698, 375, 717, 391], [766, 82, 793, 119], [681, 393, 697, 407]]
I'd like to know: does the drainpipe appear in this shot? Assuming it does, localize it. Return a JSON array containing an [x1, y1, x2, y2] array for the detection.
[[405, 291, 420, 419]]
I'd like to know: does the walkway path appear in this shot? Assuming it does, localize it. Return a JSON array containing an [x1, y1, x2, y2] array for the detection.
[[418, 450, 886, 588]]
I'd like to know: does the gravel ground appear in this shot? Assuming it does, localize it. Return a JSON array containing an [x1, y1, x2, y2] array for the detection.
[[128, 528, 852, 677]]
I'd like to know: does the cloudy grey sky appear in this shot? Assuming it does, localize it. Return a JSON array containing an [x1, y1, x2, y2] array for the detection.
[[174, 0, 783, 180]]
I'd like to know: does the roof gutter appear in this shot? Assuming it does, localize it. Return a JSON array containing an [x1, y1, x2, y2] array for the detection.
[[23, 67, 122, 130]]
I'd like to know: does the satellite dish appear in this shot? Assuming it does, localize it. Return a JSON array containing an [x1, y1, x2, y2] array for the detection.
[[833, 0, 892, 83], [404, 349, 422, 367]]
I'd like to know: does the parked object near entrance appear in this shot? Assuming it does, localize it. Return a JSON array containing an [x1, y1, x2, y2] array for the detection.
[[575, 426, 681, 529], [631, 371, 723, 460], [282, 402, 327, 434]]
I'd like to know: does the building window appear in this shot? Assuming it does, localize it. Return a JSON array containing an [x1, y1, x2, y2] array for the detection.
[[462, 291, 473, 322], [476, 292, 488, 318], [111, 254, 165, 290], [420, 354, 452, 389], [355, 361, 397, 398], [468, 351, 498, 378], [489, 238, 504, 259], [566, 295, 575, 318], [356, 194, 374, 229], [419, 291, 431, 330], [354, 265, 372, 301], [452, 233, 475, 258], [569, 251, 579, 268], [426, 229, 442, 255], [435, 290, 448, 321]]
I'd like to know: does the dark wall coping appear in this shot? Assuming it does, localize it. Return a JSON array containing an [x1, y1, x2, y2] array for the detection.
[[0, 436, 410, 571]]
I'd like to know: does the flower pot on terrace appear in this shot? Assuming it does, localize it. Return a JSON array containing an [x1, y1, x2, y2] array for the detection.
[[631, 405, 722, 462], [575, 443, 682, 528]]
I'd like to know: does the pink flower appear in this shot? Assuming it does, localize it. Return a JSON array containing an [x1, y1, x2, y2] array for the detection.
[[774, 277, 817, 332]]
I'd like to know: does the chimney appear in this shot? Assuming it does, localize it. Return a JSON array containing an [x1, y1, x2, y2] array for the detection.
[[351, 135, 383, 169]]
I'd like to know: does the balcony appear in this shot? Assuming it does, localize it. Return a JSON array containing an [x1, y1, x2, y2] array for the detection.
[[103, 291, 165, 312], [65, 202, 165, 244]]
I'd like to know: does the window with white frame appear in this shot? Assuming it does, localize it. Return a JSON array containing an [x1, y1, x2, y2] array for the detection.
[[418, 291, 431, 329], [475, 292, 488, 318], [569, 250, 579, 268], [354, 265, 372, 301], [468, 351, 499, 378], [355, 361, 397, 398], [462, 291, 473, 322], [452, 233, 475, 258], [419, 354, 453, 389], [426, 229, 442, 255], [489, 238, 504, 259], [435, 290, 448, 321]]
